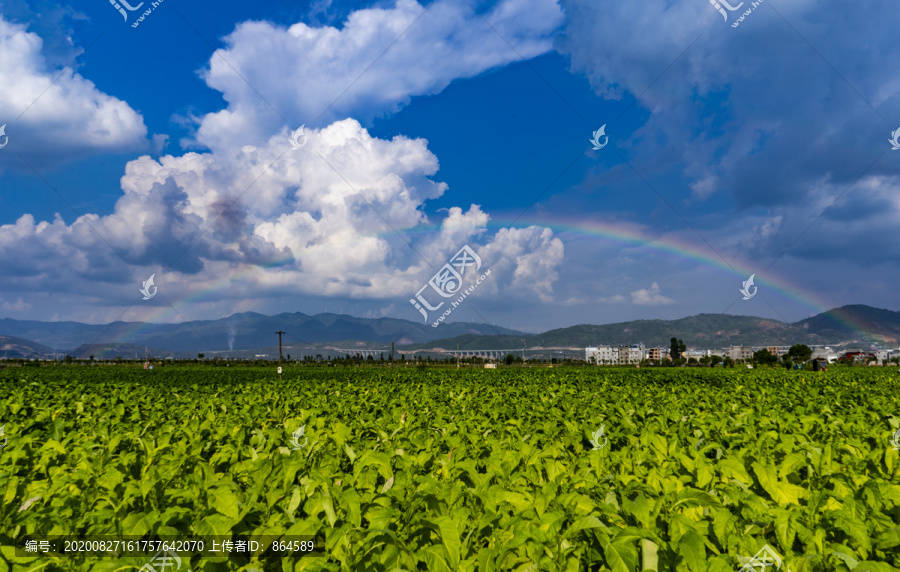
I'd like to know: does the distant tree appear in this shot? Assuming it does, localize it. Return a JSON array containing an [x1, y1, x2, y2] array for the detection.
[[753, 349, 778, 366], [198, 353, 205, 359], [709, 354, 722, 367], [669, 338, 686, 362], [669, 338, 679, 362], [505, 354, 515, 366], [788, 344, 812, 363], [781, 354, 793, 369], [723, 356, 735, 368], [89, 354, 95, 362]]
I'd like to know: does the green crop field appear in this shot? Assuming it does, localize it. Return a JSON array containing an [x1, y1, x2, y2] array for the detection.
[[1, 366, 899, 571]]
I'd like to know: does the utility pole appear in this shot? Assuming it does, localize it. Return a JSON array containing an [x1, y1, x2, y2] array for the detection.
[[391, 341, 395, 370], [276, 331, 285, 380], [457, 344, 460, 369]]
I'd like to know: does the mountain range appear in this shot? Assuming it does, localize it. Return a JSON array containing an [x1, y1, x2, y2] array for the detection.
[[0, 305, 897, 359]]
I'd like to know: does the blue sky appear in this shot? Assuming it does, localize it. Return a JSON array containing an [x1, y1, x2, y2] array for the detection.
[[0, 0, 898, 333]]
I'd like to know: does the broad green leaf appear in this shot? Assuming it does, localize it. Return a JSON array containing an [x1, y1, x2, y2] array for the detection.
[[641, 539, 658, 572], [211, 486, 241, 520], [287, 486, 303, 517], [875, 527, 900, 550], [672, 489, 723, 510], [426, 516, 462, 569], [752, 462, 807, 506], [603, 538, 639, 572], [677, 529, 706, 571], [421, 545, 454, 572]]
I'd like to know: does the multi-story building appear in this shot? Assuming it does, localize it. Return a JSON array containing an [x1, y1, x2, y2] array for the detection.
[[586, 345, 642, 365], [646, 347, 669, 361], [586, 346, 616, 364], [728, 346, 753, 361], [683, 349, 710, 360], [617, 344, 644, 365]]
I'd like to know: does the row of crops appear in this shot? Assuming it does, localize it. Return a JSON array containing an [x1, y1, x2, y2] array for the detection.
[[1, 366, 899, 571]]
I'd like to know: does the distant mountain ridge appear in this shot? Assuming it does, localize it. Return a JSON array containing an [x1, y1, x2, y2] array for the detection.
[[405, 305, 900, 351], [0, 312, 523, 355], [0, 305, 896, 358], [0, 334, 59, 359]]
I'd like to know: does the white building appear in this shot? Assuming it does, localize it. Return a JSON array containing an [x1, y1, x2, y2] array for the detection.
[[586, 346, 616, 364], [728, 346, 753, 361], [587, 344, 644, 365], [617, 344, 644, 365], [683, 349, 710, 360], [811, 347, 839, 363]]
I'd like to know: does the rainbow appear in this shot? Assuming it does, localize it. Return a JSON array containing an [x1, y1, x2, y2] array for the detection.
[[104, 216, 871, 346]]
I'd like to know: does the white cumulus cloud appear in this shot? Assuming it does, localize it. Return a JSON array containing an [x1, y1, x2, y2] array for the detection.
[[191, 0, 563, 152], [631, 282, 674, 306], [0, 16, 146, 168]]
